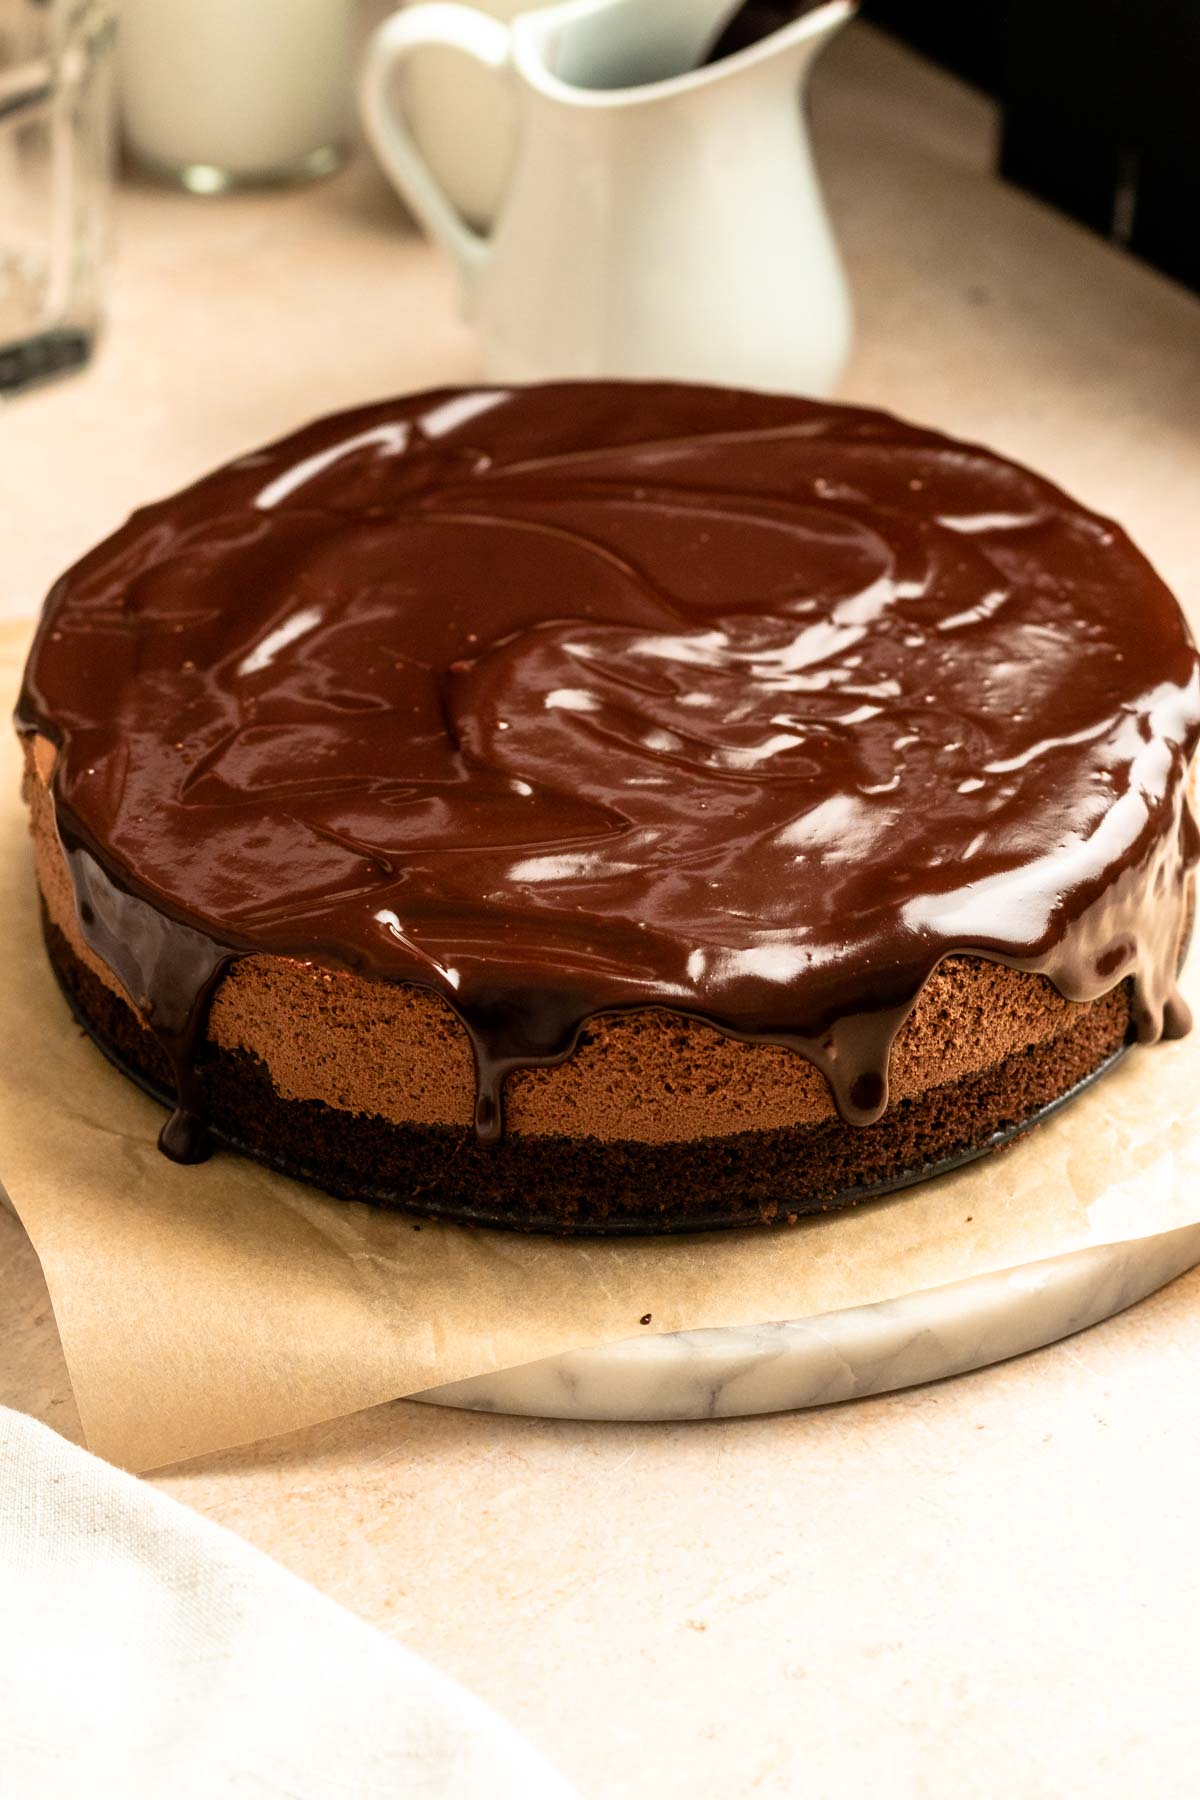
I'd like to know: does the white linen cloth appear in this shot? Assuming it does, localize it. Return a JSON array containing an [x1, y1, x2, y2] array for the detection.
[[0, 1406, 577, 1799]]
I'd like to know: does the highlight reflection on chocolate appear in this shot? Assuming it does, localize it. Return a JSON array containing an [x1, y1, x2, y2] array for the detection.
[[16, 382, 1200, 1185]]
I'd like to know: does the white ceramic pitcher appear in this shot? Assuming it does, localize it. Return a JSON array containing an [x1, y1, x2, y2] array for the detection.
[[360, 0, 854, 393]]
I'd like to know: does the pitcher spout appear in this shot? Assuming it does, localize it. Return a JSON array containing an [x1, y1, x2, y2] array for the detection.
[[713, 1, 856, 88], [515, 0, 854, 101]]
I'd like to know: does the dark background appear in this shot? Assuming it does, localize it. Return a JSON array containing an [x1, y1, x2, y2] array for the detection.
[[862, 0, 1200, 295]]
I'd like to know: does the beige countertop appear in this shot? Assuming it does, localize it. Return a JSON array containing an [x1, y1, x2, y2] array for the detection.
[[5, 24, 1200, 1798]]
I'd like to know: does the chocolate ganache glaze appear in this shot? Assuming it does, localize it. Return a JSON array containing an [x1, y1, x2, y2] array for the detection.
[[16, 381, 1200, 1167]]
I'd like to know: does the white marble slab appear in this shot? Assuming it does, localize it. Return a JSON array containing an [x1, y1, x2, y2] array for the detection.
[[414, 1223, 1200, 1420]]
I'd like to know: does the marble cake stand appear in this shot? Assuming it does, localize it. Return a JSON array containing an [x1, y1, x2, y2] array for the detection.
[[414, 1223, 1200, 1421]]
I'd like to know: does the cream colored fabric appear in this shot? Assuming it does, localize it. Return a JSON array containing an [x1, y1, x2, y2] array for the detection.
[[0, 1406, 577, 1799]]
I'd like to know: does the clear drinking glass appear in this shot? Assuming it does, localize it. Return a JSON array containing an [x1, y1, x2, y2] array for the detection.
[[119, 0, 352, 196], [0, 0, 115, 396]]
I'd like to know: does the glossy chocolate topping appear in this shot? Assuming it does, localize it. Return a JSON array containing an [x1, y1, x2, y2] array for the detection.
[[17, 382, 1200, 1162]]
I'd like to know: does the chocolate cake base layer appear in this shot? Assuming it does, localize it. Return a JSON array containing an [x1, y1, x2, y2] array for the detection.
[[43, 911, 1134, 1235]]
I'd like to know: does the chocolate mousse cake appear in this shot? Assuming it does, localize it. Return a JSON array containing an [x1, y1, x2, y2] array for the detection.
[[16, 382, 1200, 1232]]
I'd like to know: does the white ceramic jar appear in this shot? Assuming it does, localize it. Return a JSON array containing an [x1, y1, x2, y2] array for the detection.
[[361, 0, 854, 394]]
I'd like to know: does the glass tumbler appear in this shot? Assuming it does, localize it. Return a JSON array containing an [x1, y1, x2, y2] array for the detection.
[[119, 1, 352, 195], [0, 0, 115, 396]]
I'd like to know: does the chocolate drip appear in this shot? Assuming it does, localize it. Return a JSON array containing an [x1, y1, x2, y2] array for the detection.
[[16, 382, 1200, 1157], [57, 822, 233, 1161]]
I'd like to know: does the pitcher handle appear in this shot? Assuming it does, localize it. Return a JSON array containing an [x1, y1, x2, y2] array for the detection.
[[359, 3, 511, 298]]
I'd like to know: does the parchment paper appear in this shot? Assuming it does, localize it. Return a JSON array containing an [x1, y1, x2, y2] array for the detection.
[[4, 622, 1200, 1471]]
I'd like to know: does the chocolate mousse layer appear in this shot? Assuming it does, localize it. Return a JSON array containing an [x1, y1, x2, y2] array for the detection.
[[16, 382, 1200, 1231]]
